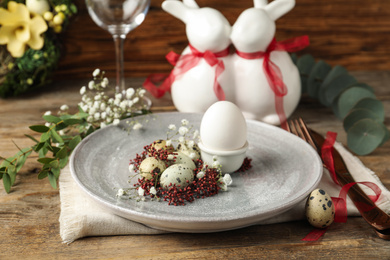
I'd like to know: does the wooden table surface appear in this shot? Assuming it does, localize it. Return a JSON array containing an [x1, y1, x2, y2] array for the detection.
[[1, 72, 389, 259]]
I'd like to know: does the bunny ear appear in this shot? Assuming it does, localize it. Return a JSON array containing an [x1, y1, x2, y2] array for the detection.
[[253, 0, 268, 8], [162, 0, 191, 23], [183, 0, 199, 8], [265, 0, 295, 21]]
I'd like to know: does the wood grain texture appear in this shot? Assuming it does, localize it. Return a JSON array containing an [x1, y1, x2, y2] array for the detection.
[[0, 72, 389, 258], [53, 0, 390, 80]]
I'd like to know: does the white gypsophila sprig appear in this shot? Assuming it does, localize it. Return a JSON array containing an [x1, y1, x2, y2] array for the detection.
[[166, 119, 198, 147], [75, 69, 149, 129]]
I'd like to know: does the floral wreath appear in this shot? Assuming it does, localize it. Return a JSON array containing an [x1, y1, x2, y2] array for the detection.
[[0, 0, 77, 98]]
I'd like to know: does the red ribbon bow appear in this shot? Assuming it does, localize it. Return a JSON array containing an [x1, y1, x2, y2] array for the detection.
[[302, 131, 382, 241], [143, 45, 229, 100], [235, 35, 310, 129]]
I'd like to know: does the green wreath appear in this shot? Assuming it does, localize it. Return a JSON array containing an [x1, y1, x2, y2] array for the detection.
[[0, 0, 77, 98]]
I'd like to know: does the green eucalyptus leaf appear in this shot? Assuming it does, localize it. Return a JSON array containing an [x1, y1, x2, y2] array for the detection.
[[68, 135, 81, 150], [321, 65, 348, 87], [322, 74, 357, 106], [352, 98, 385, 122], [343, 108, 381, 132], [297, 54, 316, 93], [38, 146, 49, 157], [48, 172, 58, 189], [307, 60, 332, 98], [290, 53, 298, 65], [29, 125, 50, 133], [40, 131, 51, 142], [49, 159, 60, 168], [347, 118, 386, 155], [379, 126, 390, 147], [33, 142, 45, 152], [25, 134, 39, 143], [3, 173, 11, 193], [55, 122, 68, 131], [50, 129, 64, 143], [59, 156, 69, 168], [43, 115, 62, 124], [56, 147, 68, 159], [51, 167, 60, 178], [333, 86, 376, 119], [349, 82, 374, 93], [37, 157, 56, 164], [63, 118, 83, 126], [38, 169, 48, 179]]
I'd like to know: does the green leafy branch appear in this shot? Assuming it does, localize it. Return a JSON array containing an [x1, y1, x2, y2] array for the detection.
[[292, 53, 389, 155], [0, 107, 90, 193]]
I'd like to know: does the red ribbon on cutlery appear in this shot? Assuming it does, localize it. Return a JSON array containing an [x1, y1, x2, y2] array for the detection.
[[235, 35, 310, 129], [302, 131, 382, 241], [143, 44, 229, 101]]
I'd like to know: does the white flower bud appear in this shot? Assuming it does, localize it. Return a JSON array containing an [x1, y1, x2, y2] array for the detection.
[[60, 104, 69, 111], [80, 86, 86, 95], [181, 119, 189, 126], [223, 174, 233, 186], [168, 124, 176, 131], [44, 111, 51, 116], [26, 0, 50, 15], [138, 187, 145, 196], [92, 68, 100, 77], [196, 171, 205, 179], [88, 80, 95, 90], [150, 187, 157, 195], [133, 123, 143, 130], [178, 126, 189, 136], [113, 119, 120, 125]]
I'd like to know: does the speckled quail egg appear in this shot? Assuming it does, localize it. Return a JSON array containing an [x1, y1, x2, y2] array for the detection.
[[148, 139, 174, 155], [139, 157, 166, 180], [159, 164, 194, 189], [168, 151, 196, 170], [305, 188, 335, 228], [177, 142, 201, 161]]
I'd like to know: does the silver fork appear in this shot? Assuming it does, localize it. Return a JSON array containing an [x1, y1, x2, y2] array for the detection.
[[286, 118, 390, 240]]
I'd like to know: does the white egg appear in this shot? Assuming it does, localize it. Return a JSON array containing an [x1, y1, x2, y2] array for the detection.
[[305, 188, 335, 228], [200, 101, 247, 151], [160, 164, 194, 189]]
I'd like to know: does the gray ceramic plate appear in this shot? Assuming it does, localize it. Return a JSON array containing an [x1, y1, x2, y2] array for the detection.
[[70, 112, 322, 232]]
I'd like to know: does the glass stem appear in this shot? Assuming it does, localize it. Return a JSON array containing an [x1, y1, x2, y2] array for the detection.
[[113, 34, 126, 93]]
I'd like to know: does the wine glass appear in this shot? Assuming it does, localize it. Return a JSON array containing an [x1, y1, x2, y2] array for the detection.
[[85, 0, 150, 93]]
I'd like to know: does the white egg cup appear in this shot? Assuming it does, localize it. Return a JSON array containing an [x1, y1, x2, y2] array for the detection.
[[198, 141, 249, 173]]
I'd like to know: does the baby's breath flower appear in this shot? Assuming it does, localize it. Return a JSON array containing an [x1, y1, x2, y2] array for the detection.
[[112, 119, 120, 126], [133, 123, 143, 130], [44, 111, 51, 116], [45, 122, 51, 127], [101, 77, 109, 88], [92, 68, 100, 77], [138, 187, 145, 196], [116, 188, 126, 197], [132, 97, 139, 103], [100, 122, 107, 128], [178, 126, 189, 136], [187, 140, 194, 148], [223, 174, 233, 186], [80, 86, 86, 95], [168, 124, 176, 131], [179, 136, 185, 143], [60, 104, 69, 111], [88, 80, 94, 90], [196, 171, 205, 179], [181, 119, 189, 126], [150, 187, 157, 196], [129, 164, 135, 173]]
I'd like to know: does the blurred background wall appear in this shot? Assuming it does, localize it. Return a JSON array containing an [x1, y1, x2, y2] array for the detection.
[[54, 0, 390, 80]]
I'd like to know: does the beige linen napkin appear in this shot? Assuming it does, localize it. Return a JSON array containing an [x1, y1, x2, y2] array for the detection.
[[59, 142, 390, 243]]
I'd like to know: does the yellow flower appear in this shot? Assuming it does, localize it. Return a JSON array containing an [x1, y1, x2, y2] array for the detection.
[[0, 1, 48, 58]]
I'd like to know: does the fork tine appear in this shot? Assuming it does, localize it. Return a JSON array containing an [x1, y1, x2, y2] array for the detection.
[[297, 118, 317, 149], [287, 118, 317, 151]]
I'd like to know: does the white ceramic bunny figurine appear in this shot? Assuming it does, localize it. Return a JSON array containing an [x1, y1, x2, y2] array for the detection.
[[161, 0, 235, 113], [231, 0, 306, 126]]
